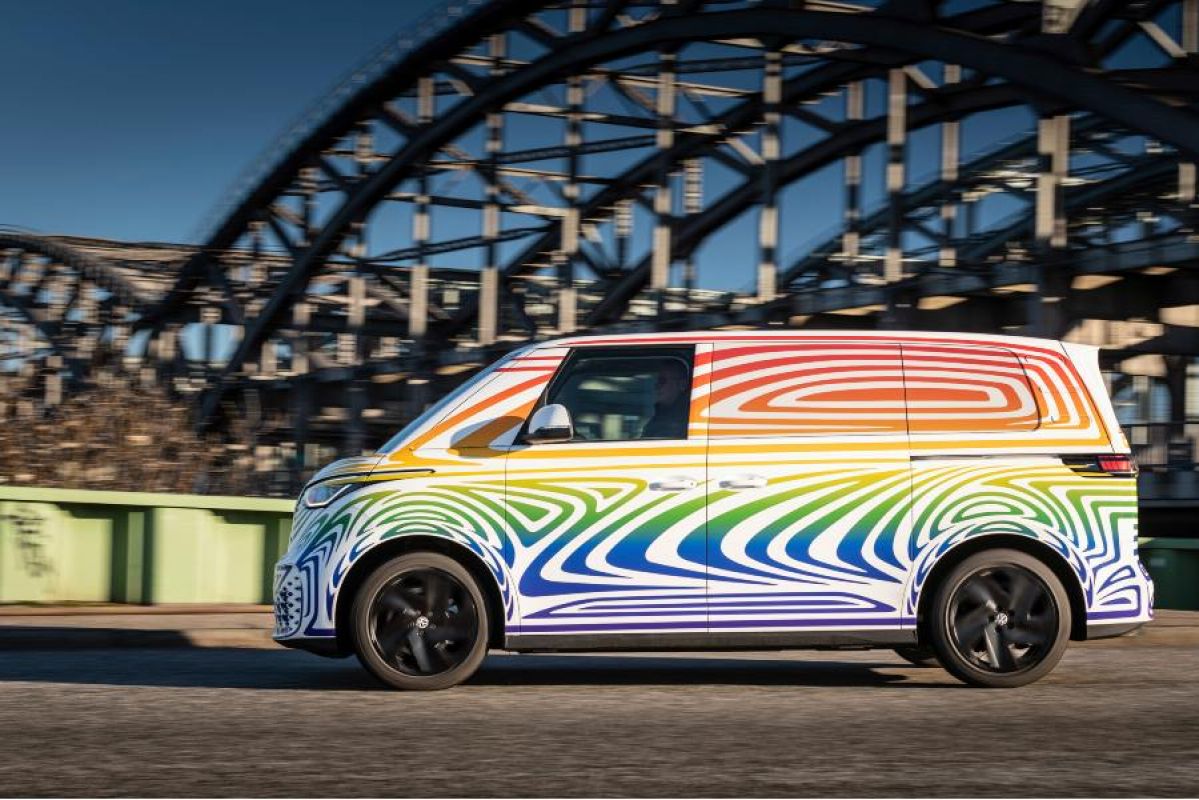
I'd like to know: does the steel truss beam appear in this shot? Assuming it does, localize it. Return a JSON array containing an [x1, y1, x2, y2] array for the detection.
[[0, 233, 155, 382], [10, 1, 1199, 453], [171, 4, 1199, 425]]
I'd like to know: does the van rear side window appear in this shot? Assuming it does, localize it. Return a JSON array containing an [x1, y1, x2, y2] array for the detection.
[[900, 343, 1041, 433], [702, 341, 906, 437]]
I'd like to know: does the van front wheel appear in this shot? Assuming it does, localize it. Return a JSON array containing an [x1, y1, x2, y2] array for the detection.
[[352, 553, 489, 691], [928, 549, 1071, 688]]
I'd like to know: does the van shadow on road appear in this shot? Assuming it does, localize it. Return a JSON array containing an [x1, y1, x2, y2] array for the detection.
[[0, 647, 955, 692]]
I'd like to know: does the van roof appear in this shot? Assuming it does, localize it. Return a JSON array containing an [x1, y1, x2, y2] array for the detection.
[[538, 329, 1080, 351]]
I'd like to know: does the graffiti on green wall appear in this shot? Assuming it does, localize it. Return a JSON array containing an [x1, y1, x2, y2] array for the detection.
[[1, 505, 53, 578]]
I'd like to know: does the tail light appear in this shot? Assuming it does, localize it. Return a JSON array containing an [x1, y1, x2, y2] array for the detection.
[[1064, 454, 1139, 477], [1097, 454, 1138, 476]]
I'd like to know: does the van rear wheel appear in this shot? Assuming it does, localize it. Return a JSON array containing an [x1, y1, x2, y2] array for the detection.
[[352, 553, 489, 691], [928, 549, 1071, 688]]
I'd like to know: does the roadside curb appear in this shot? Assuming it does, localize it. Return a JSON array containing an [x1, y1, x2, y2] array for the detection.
[[1081, 615, 1199, 648], [0, 604, 272, 616], [0, 607, 279, 651], [1, 611, 1197, 651], [0, 626, 279, 650]]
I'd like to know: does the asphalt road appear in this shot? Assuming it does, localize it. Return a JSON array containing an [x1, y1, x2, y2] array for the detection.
[[0, 643, 1196, 797]]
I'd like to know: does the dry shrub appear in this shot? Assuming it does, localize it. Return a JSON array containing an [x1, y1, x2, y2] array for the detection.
[[0, 369, 291, 497]]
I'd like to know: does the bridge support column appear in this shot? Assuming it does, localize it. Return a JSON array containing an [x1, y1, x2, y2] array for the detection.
[[291, 379, 312, 490], [557, 4, 585, 334], [481, 32, 508, 338], [44, 355, 63, 407], [408, 266, 428, 340], [885, 68, 908, 283], [1030, 114, 1070, 338], [940, 64, 961, 269], [842, 82, 864, 274], [291, 301, 310, 375], [651, 50, 677, 313], [478, 268, 498, 347], [757, 49, 782, 303], [1182, 0, 1198, 236], [413, 74, 434, 348], [1164, 355, 1189, 447], [346, 380, 367, 456]]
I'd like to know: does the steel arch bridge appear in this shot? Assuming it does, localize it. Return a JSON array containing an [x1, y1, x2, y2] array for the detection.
[[5, 0, 1199, 473]]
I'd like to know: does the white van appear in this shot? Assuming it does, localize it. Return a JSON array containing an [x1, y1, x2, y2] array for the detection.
[[273, 331, 1152, 689]]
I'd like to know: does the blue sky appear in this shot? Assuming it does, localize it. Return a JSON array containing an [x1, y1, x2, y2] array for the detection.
[[0, 0, 441, 243]]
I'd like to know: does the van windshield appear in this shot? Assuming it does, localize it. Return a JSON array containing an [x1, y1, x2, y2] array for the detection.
[[377, 347, 528, 454]]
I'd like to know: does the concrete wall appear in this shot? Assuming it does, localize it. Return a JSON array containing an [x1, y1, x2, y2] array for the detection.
[[0, 487, 292, 604]]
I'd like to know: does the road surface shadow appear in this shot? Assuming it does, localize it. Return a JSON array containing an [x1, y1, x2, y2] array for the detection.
[[0, 647, 955, 691]]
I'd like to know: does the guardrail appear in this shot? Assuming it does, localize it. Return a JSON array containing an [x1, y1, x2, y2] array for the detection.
[[1, 467, 1195, 606], [0, 486, 292, 605]]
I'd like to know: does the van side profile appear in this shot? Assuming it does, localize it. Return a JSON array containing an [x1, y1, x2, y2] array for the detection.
[[273, 331, 1152, 689]]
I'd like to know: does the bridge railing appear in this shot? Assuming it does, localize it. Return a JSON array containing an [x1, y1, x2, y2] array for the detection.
[[1124, 421, 1199, 471], [0, 486, 292, 605]]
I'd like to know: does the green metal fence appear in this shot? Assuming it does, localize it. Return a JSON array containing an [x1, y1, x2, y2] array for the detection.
[[0, 487, 292, 604], [2, 485, 1197, 610]]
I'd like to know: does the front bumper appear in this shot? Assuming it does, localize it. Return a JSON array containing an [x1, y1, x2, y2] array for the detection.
[[272, 563, 305, 639], [272, 560, 341, 650]]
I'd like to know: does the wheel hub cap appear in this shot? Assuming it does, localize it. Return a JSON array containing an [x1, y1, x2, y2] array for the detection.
[[370, 567, 480, 677], [948, 565, 1057, 674]]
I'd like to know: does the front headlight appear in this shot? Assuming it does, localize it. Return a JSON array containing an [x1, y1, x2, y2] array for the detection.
[[302, 481, 349, 509]]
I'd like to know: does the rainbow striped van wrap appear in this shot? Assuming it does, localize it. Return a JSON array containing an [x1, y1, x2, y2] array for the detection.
[[273, 331, 1151, 672]]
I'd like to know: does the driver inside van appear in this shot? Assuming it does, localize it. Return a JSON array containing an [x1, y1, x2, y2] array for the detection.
[[640, 359, 690, 440]]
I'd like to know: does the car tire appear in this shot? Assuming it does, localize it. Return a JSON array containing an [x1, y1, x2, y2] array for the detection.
[[928, 548, 1071, 688], [352, 552, 490, 691], [892, 645, 939, 667]]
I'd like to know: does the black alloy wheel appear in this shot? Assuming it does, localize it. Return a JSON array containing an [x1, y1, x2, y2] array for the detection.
[[353, 553, 490, 690], [928, 548, 1071, 688], [950, 566, 1054, 672]]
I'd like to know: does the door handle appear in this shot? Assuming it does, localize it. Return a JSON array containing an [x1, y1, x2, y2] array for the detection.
[[719, 474, 767, 490], [651, 477, 698, 491]]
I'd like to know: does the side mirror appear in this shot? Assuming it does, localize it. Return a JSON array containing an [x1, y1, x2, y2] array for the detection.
[[524, 403, 574, 444]]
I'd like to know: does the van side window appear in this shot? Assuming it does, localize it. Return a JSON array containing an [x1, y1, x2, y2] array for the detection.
[[702, 341, 905, 437], [541, 347, 694, 441], [901, 343, 1040, 433]]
